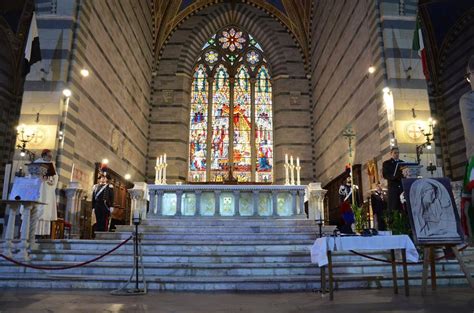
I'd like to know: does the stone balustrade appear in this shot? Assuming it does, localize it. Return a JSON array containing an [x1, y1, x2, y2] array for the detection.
[[144, 184, 307, 218]]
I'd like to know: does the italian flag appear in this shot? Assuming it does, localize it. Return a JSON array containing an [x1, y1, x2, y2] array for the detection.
[[461, 156, 474, 243], [412, 16, 429, 80], [23, 11, 42, 76]]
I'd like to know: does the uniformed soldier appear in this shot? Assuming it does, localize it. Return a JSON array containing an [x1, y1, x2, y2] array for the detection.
[[92, 172, 114, 233]]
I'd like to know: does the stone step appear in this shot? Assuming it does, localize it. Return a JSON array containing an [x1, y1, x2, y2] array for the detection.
[[35, 240, 315, 253], [0, 271, 470, 291], [115, 225, 325, 233], [0, 259, 463, 276], [140, 218, 325, 227], [96, 232, 318, 241]]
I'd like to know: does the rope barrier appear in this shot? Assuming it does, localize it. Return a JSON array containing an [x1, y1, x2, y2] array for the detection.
[[0, 236, 132, 270], [349, 244, 470, 265]]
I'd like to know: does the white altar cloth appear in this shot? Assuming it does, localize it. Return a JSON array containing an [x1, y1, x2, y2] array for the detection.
[[311, 235, 419, 267]]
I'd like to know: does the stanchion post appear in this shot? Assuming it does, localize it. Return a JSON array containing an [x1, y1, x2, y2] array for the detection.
[[133, 212, 141, 292]]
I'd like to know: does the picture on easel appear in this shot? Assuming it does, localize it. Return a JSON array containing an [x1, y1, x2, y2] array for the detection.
[[402, 177, 464, 245]]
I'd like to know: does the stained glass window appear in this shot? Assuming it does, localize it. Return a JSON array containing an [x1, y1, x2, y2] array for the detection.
[[255, 65, 273, 182], [188, 64, 208, 182], [233, 65, 251, 182], [188, 27, 273, 183], [210, 65, 230, 182]]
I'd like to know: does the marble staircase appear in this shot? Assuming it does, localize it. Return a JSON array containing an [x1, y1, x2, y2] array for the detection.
[[0, 218, 473, 290]]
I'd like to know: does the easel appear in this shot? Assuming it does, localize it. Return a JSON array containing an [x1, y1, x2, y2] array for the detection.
[[421, 244, 474, 295]]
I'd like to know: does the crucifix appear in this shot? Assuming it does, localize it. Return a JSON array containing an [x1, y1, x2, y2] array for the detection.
[[342, 126, 356, 207]]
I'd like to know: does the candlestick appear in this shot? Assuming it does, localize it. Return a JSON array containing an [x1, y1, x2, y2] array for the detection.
[[157, 164, 162, 185], [296, 165, 301, 185], [284, 163, 290, 185], [70, 163, 75, 182], [290, 163, 295, 185], [163, 163, 167, 185]]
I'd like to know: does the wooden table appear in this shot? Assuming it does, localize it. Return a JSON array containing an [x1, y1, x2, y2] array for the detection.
[[311, 235, 419, 300]]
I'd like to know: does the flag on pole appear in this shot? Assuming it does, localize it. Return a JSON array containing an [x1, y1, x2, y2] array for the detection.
[[412, 16, 429, 80], [23, 11, 42, 75]]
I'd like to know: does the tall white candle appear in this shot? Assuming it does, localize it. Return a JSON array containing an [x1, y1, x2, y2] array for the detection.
[[296, 157, 300, 167], [164, 153, 167, 163], [285, 154, 288, 164], [70, 163, 75, 182], [156, 156, 159, 166], [290, 155, 294, 166], [159, 155, 163, 165]]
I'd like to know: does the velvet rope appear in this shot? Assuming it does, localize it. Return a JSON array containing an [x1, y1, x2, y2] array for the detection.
[[0, 236, 132, 270], [348, 244, 470, 265]]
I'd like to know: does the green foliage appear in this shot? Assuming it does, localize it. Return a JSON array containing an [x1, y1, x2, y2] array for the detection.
[[352, 204, 368, 233], [385, 210, 411, 235]]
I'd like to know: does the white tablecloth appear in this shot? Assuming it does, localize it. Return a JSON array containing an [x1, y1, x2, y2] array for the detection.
[[310, 235, 419, 267]]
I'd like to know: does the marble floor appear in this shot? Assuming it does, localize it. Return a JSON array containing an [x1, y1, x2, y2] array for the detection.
[[0, 287, 473, 313]]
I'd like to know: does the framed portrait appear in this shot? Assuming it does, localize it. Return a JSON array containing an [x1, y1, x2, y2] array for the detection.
[[402, 178, 464, 245], [366, 158, 379, 190]]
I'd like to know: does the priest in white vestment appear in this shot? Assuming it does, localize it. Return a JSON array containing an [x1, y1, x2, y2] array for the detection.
[[33, 149, 58, 236]]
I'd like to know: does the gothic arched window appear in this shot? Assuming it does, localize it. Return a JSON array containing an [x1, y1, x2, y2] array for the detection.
[[188, 27, 273, 183]]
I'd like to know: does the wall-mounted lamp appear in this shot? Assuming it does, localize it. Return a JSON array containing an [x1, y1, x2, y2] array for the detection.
[[62, 88, 72, 97], [80, 69, 90, 77], [16, 124, 36, 160], [415, 117, 436, 168]]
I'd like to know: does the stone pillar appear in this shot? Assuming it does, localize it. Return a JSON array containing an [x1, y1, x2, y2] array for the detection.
[[214, 191, 221, 216], [290, 190, 298, 216], [298, 190, 306, 217], [233, 190, 240, 216], [272, 191, 279, 216], [148, 190, 157, 217], [2, 204, 18, 257], [19, 203, 37, 261], [307, 183, 327, 221], [176, 190, 183, 216], [128, 182, 148, 225], [252, 190, 259, 216], [64, 181, 84, 237], [156, 190, 164, 217], [195, 190, 202, 216]]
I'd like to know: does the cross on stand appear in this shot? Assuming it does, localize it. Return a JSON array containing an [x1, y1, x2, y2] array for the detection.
[[342, 126, 356, 207]]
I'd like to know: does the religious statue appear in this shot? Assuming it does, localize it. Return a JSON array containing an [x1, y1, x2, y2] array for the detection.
[[460, 55, 474, 241], [460, 55, 474, 160], [33, 149, 58, 236]]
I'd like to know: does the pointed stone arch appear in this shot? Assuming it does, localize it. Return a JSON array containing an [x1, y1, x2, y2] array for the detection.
[[148, 2, 312, 184]]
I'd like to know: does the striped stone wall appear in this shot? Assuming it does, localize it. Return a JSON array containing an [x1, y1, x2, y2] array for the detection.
[[310, 0, 437, 193], [428, 12, 474, 180], [311, 0, 385, 193], [149, 3, 313, 184], [16, 0, 153, 198], [0, 1, 35, 198]]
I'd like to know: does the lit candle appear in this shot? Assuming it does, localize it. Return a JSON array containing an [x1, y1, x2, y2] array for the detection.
[[290, 155, 294, 166], [296, 157, 300, 167], [70, 163, 75, 182], [285, 154, 288, 165]]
